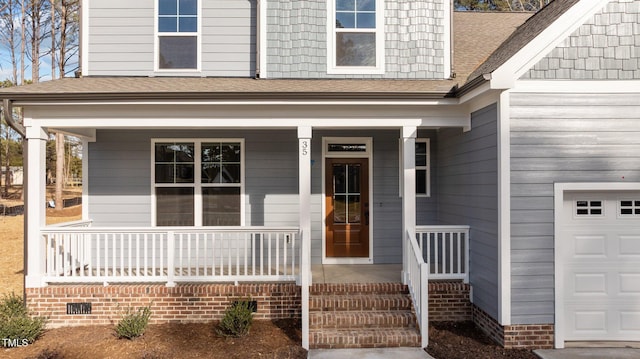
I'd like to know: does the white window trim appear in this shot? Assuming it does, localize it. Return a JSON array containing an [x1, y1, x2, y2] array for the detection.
[[151, 138, 245, 227], [154, 0, 202, 73], [321, 137, 374, 264], [326, 0, 385, 75], [399, 138, 431, 198]]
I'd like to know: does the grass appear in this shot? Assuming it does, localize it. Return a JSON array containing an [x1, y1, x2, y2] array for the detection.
[[0, 203, 82, 298]]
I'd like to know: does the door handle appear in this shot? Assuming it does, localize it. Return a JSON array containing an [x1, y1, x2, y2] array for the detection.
[[365, 203, 369, 225]]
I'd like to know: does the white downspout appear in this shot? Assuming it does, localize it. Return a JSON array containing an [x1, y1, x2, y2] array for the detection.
[[256, 0, 268, 78]]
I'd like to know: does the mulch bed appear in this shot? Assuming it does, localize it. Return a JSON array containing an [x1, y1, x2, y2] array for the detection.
[[427, 321, 539, 359]]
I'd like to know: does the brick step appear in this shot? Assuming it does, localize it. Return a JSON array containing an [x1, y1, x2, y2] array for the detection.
[[309, 328, 421, 349], [310, 310, 417, 329], [310, 293, 412, 311], [310, 282, 408, 295]]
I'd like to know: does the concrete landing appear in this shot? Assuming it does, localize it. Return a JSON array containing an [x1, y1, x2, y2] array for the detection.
[[535, 348, 640, 359], [308, 348, 433, 359]]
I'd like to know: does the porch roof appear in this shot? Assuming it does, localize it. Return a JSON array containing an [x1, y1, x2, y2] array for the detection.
[[0, 11, 532, 103]]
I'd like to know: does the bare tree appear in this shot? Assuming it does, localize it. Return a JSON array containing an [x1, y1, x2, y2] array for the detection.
[[20, 0, 26, 84], [455, 0, 552, 11]]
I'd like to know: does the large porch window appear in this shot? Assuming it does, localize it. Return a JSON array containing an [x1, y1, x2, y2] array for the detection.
[[153, 139, 244, 226]]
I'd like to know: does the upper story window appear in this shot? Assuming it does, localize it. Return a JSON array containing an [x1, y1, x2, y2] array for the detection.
[[328, 0, 385, 75], [156, 0, 200, 71]]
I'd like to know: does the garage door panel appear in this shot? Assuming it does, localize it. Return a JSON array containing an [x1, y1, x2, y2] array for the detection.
[[573, 235, 607, 257], [562, 191, 640, 342], [573, 311, 608, 333], [620, 312, 640, 332], [619, 235, 640, 255], [619, 273, 640, 294], [573, 273, 607, 294]]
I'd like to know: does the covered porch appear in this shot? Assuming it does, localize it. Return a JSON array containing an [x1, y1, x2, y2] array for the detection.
[[18, 92, 482, 349]]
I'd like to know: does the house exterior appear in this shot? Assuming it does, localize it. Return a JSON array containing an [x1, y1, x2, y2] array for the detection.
[[1, 0, 639, 350]]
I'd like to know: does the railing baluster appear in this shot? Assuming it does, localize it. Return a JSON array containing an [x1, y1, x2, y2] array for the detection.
[[243, 232, 248, 276], [276, 233, 280, 276], [268, 232, 272, 276], [251, 232, 258, 275], [40, 227, 301, 284], [283, 233, 288, 276]]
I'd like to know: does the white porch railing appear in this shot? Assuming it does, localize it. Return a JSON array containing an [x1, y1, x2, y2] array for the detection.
[[416, 225, 470, 282], [405, 229, 429, 348], [41, 226, 299, 285]]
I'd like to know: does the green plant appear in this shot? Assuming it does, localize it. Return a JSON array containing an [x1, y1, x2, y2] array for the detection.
[[217, 299, 254, 338], [0, 292, 47, 347], [115, 305, 152, 340]]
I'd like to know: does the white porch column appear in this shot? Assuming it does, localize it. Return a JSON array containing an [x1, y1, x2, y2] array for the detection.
[[24, 125, 48, 288], [298, 126, 312, 350], [401, 126, 417, 285], [81, 138, 90, 220]]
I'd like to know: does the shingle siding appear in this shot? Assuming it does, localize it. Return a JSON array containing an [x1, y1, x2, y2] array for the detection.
[[266, 0, 447, 79], [522, 0, 640, 80]]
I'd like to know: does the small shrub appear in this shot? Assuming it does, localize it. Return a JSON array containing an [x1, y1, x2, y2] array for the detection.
[[0, 292, 47, 347], [115, 305, 151, 340], [217, 299, 254, 338]]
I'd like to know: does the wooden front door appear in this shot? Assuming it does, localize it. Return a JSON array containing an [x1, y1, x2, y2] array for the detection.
[[325, 158, 369, 257]]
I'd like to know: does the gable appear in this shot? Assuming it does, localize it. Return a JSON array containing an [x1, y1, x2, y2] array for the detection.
[[521, 0, 640, 80]]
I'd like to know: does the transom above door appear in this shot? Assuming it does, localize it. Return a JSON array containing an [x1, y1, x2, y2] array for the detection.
[[322, 138, 373, 264]]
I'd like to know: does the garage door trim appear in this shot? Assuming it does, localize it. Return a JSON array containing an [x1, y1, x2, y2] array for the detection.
[[554, 182, 640, 348]]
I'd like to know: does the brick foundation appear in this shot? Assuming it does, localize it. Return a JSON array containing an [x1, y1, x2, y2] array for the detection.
[[26, 283, 301, 328], [472, 304, 554, 349], [428, 281, 472, 321]]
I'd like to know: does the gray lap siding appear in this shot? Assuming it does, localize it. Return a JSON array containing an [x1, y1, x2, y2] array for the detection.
[[436, 104, 500, 320], [509, 92, 640, 325], [88, 129, 435, 265]]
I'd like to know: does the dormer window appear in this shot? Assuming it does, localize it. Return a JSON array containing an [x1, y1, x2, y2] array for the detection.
[[328, 0, 385, 75], [156, 0, 200, 71]]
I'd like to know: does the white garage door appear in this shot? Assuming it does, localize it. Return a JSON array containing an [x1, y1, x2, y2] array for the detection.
[[561, 191, 640, 341]]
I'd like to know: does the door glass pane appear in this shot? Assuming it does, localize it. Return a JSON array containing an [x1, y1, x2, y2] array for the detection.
[[333, 164, 346, 194], [333, 163, 362, 224], [348, 164, 360, 194], [156, 187, 194, 226], [334, 195, 347, 223], [348, 195, 361, 223], [203, 187, 241, 226]]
